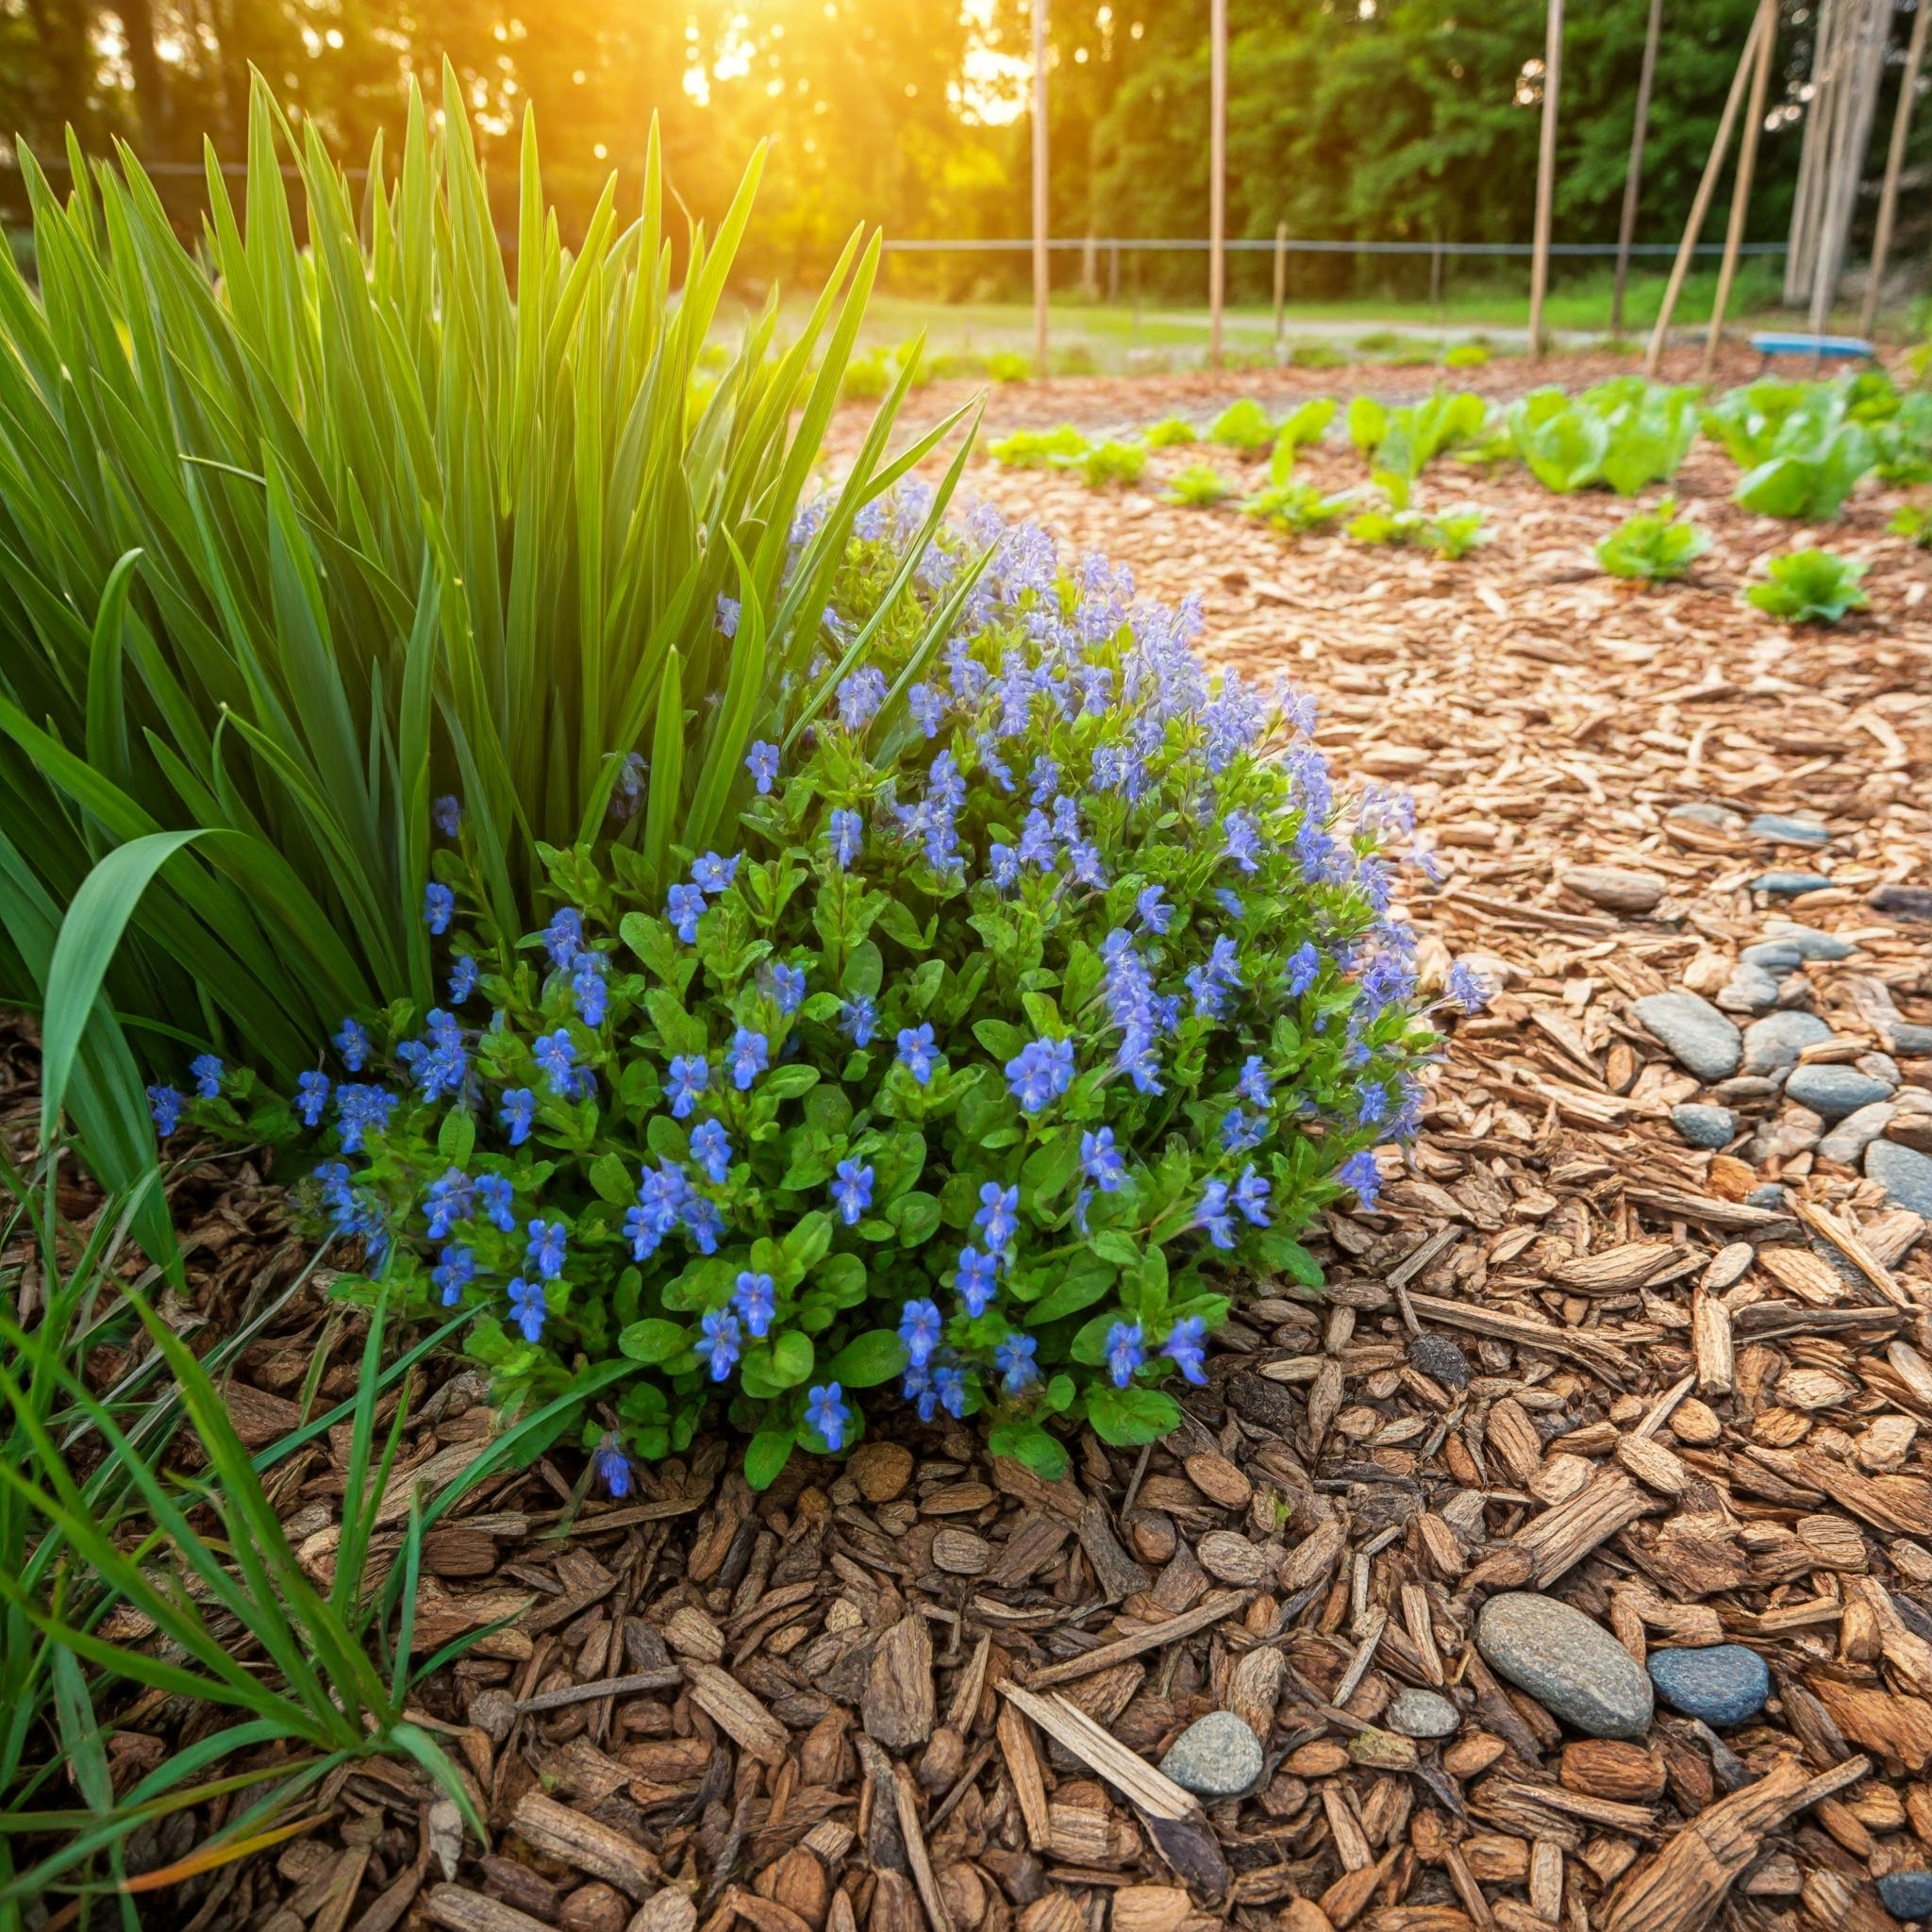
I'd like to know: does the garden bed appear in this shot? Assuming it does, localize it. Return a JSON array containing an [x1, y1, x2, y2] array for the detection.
[[40, 352, 1932, 1932]]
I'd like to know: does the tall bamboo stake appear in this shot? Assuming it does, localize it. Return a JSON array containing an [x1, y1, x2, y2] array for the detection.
[[1643, 5, 1766, 376], [1860, 0, 1929, 338], [1273, 221, 1288, 354], [1032, 0, 1050, 377], [1527, 0, 1564, 361], [1209, 0, 1227, 369], [1702, 0, 1777, 375], [1809, 0, 1890, 356], [1611, 0, 1665, 340]]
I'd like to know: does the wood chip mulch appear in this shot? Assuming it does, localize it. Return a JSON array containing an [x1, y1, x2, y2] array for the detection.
[[13, 348, 1932, 1932]]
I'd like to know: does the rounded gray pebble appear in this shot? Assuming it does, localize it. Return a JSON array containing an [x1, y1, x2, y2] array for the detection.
[[1646, 1645, 1768, 1726], [1387, 1689, 1460, 1739], [1785, 1063, 1895, 1119], [1631, 992, 1742, 1083], [1475, 1593, 1654, 1740], [1880, 1874, 1932, 1923], [1752, 871, 1832, 896], [1740, 1010, 1833, 1077], [1671, 1103, 1740, 1149], [1868, 1140, 1932, 1218], [1747, 812, 1830, 847], [1159, 1711, 1263, 1797]]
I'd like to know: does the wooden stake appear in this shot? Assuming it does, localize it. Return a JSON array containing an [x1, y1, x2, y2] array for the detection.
[[1208, 0, 1228, 369], [1643, 3, 1766, 376], [1611, 0, 1664, 340], [1808, 0, 1890, 353], [1860, 0, 1929, 338], [1702, 0, 1777, 375], [1031, 0, 1050, 377], [1273, 219, 1288, 354], [1527, 0, 1564, 361]]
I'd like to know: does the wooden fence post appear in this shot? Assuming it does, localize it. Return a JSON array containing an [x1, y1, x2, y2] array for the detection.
[[1859, 0, 1930, 338], [1527, 0, 1565, 362], [1611, 0, 1664, 340], [1702, 0, 1777, 376]]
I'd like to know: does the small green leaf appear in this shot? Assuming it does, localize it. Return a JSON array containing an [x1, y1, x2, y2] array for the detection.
[[745, 1428, 795, 1491], [769, 1330, 815, 1388], [618, 1319, 691, 1365], [1086, 1384, 1182, 1447], [438, 1108, 476, 1168], [827, 1327, 908, 1388], [590, 1152, 635, 1207]]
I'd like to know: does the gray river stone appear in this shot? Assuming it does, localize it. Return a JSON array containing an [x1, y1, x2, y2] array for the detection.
[[1631, 992, 1741, 1082], [1475, 1593, 1654, 1740], [1740, 1010, 1833, 1076], [1646, 1645, 1770, 1726], [1672, 1104, 1740, 1149], [1785, 1063, 1896, 1119], [1751, 871, 1833, 895], [1818, 1103, 1897, 1167], [1879, 1874, 1932, 1923], [1868, 1140, 1932, 1218], [1747, 812, 1831, 846], [1159, 1711, 1263, 1797], [1387, 1689, 1461, 1739]]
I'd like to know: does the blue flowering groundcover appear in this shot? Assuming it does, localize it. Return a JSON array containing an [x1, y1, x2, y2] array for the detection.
[[152, 488, 1478, 1490]]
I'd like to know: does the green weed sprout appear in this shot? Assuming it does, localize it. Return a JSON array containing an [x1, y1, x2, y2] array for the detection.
[[1145, 417, 1200, 448], [1164, 464, 1239, 508], [1072, 440, 1147, 489], [1208, 399, 1277, 452], [990, 424, 1091, 468]]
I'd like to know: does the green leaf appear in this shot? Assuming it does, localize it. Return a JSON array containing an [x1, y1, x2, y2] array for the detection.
[[590, 1152, 636, 1207], [826, 1328, 908, 1388], [1026, 1265, 1118, 1326], [1085, 1384, 1183, 1447], [744, 1428, 795, 1491], [437, 1108, 477, 1168], [987, 1420, 1071, 1480], [769, 1330, 815, 1389], [618, 1319, 691, 1365]]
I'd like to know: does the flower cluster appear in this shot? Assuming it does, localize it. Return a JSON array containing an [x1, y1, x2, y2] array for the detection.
[[164, 493, 1450, 1489]]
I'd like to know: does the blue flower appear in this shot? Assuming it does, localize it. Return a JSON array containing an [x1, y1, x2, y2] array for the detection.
[[805, 1381, 851, 1450], [908, 683, 946, 737], [542, 908, 583, 970], [433, 794, 462, 838], [733, 1269, 776, 1338], [1106, 1321, 1145, 1388], [1223, 809, 1263, 874], [837, 667, 888, 730], [691, 1120, 732, 1185], [1068, 841, 1107, 887], [1195, 1178, 1236, 1250], [1079, 1126, 1126, 1192], [572, 959, 608, 1027], [533, 1029, 576, 1095], [696, 1308, 741, 1382], [829, 808, 864, 869], [1005, 1038, 1074, 1114], [1285, 941, 1321, 998], [508, 1276, 546, 1344], [691, 852, 740, 893], [974, 1182, 1019, 1254], [899, 1298, 944, 1367], [840, 995, 876, 1048], [425, 882, 455, 934], [294, 1071, 331, 1128], [432, 1244, 475, 1306], [1215, 890, 1244, 922], [500, 1086, 536, 1145], [667, 1054, 708, 1119], [593, 1431, 631, 1498], [1163, 1315, 1208, 1385], [1234, 1165, 1272, 1227], [628, 1164, 689, 1257], [667, 884, 707, 943], [449, 955, 479, 1004], [988, 843, 1019, 889], [1239, 1056, 1272, 1107], [746, 740, 780, 793], [1028, 756, 1060, 804], [477, 1174, 517, 1233], [683, 1195, 724, 1254], [525, 1218, 568, 1281], [831, 1158, 874, 1226], [1339, 1150, 1383, 1212], [1446, 959, 1491, 1013], [334, 1017, 371, 1072], [729, 1028, 769, 1090], [147, 1084, 185, 1138], [931, 1365, 967, 1420], [957, 1246, 998, 1317], [190, 1054, 224, 1101], [1017, 809, 1056, 869], [996, 1333, 1040, 1394], [770, 961, 807, 1016], [336, 1084, 397, 1154], [896, 1023, 939, 1085], [425, 1168, 475, 1239], [716, 593, 741, 638]]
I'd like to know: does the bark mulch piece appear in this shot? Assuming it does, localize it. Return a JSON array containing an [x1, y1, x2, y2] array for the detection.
[[19, 351, 1932, 1932]]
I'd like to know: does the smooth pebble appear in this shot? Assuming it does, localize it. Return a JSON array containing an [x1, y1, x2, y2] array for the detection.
[[1159, 1711, 1263, 1797], [1387, 1689, 1460, 1739], [1879, 1874, 1932, 1923], [1740, 1009, 1832, 1077], [1785, 1063, 1895, 1119], [1646, 1645, 1769, 1726], [1631, 992, 1742, 1082], [1671, 1104, 1739, 1149], [1868, 1140, 1932, 1218], [1475, 1593, 1654, 1740]]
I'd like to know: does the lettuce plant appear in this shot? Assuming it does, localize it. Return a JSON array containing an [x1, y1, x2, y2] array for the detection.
[[1596, 498, 1711, 583], [1891, 503, 1932, 548], [1240, 480, 1358, 536], [1745, 550, 1870, 625], [1707, 378, 1876, 519], [1070, 441, 1148, 489], [1145, 417, 1200, 448], [1208, 399, 1279, 452], [1350, 391, 1490, 484], [1509, 379, 1698, 495], [162, 500, 1444, 1489]]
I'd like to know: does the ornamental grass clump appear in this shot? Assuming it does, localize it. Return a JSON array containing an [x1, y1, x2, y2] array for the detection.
[[164, 500, 1447, 1490]]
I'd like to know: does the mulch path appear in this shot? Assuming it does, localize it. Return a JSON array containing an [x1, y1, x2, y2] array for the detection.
[[16, 349, 1932, 1932]]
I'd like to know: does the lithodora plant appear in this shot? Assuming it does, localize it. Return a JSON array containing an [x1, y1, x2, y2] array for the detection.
[[159, 504, 1457, 1489]]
